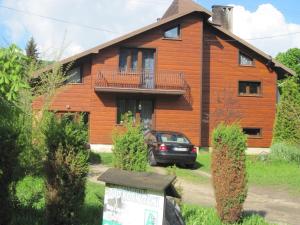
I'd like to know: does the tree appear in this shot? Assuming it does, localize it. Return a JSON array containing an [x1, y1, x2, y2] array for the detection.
[[211, 123, 248, 223], [25, 37, 39, 62], [273, 48, 300, 144]]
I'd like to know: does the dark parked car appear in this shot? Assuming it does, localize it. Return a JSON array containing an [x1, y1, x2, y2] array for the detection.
[[145, 131, 197, 168]]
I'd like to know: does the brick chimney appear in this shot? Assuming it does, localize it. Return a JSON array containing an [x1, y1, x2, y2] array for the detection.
[[212, 5, 233, 32]]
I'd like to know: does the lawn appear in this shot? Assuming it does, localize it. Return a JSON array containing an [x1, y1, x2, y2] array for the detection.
[[89, 152, 113, 166], [197, 152, 300, 193], [165, 165, 209, 183], [182, 205, 274, 225]]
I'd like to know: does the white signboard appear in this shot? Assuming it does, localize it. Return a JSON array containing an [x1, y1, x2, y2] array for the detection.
[[102, 184, 165, 225]]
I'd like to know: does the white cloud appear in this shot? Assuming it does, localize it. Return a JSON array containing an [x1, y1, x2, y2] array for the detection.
[[0, 0, 172, 59], [232, 4, 300, 56], [0, 1, 299, 59]]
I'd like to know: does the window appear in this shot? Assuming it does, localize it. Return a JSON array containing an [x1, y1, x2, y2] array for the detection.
[[66, 67, 82, 83], [119, 48, 155, 72], [239, 81, 261, 96], [117, 99, 137, 124], [243, 128, 262, 138], [239, 52, 254, 66], [164, 25, 180, 39]]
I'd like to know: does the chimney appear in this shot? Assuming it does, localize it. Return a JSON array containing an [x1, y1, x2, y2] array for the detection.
[[212, 5, 233, 32]]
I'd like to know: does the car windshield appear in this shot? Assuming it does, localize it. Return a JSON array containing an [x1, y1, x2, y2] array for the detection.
[[158, 133, 190, 144]]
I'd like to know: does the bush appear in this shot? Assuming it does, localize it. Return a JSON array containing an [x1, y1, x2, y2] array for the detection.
[[0, 98, 21, 224], [270, 142, 300, 164], [273, 78, 300, 144], [43, 113, 89, 225], [211, 123, 248, 223], [15, 176, 45, 210], [112, 113, 148, 172]]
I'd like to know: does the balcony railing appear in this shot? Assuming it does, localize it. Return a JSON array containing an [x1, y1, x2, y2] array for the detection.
[[94, 69, 186, 95]]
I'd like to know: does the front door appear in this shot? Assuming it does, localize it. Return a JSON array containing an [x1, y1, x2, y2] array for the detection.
[[140, 100, 154, 131], [142, 49, 155, 89]]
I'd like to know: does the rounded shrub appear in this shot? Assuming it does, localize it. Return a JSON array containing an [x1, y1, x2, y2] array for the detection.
[[211, 123, 248, 223], [15, 176, 45, 210], [112, 112, 148, 172]]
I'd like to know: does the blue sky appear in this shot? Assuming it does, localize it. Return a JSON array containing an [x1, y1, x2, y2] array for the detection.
[[0, 0, 299, 58]]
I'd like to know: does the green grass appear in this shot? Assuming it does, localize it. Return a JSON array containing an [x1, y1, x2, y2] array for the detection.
[[12, 181, 104, 225], [196, 152, 300, 193], [166, 165, 209, 183], [182, 205, 274, 225], [247, 157, 300, 193], [89, 152, 113, 166]]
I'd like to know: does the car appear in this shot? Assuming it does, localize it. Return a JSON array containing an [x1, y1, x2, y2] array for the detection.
[[145, 130, 197, 168]]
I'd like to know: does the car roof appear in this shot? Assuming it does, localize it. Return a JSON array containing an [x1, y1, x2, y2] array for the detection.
[[151, 130, 186, 136]]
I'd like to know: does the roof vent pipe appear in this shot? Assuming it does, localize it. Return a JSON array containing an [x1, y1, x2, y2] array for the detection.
[[212, 5, 233, 32]]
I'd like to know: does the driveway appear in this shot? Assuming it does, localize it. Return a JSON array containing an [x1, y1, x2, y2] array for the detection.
[[89, 164, 300, 225]]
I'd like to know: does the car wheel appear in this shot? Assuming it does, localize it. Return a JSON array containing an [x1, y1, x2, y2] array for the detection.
[[148, 150, 157, 166]]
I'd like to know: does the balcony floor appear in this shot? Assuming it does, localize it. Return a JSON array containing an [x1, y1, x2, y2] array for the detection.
[[94, 86, 185, 95]]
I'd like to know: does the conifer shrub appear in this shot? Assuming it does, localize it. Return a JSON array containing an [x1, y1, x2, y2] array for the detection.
[[43, 113, 89, 225], [211, 123, 248, 223], [112, 112, 148, 172]]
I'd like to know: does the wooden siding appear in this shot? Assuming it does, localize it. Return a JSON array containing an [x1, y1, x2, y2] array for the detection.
[[201, 24, 277, 147]]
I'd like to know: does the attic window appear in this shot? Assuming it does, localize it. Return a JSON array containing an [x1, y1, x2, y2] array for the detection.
[[66, 67, 82, 84], [164, 25, 180, 39], [239, 52, 254, 66]]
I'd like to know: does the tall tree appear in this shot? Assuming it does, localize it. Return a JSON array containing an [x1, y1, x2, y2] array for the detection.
[[276, 48, 300, 79], [25, 37, 39, 62]]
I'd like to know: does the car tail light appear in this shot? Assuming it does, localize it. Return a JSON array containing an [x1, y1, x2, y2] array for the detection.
[[159, 144, 168, 151], [192, 147, 197, 153]]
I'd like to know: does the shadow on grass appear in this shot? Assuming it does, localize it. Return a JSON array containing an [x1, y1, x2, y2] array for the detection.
[[89, 152, 101, 165], [242, 210, 267, 219]]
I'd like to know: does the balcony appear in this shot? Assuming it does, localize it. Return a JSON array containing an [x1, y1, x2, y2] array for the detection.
[[94, 69, 186, 95]]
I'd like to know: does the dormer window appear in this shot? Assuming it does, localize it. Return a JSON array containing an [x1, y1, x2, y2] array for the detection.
[[164, 25, 180, 39], [239, 52, 254, 66]]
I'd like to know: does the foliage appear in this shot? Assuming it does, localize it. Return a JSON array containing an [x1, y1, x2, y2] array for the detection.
[[12, 182, 104, 225], [211, 123, 248, 223], [181, 205, 273, 225], [26, 37, 39, 62], [43, 113, 89, 225], [276, 48, 300, 78], [270, 142, 300, 164], [0, 44, 28, 101], [0, 98, 21, 224], [112, 112, 148, 172], [15, 176, 45, 210]]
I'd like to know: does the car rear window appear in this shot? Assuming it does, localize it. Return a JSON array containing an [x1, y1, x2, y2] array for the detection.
[[158, 133, 190, 144]]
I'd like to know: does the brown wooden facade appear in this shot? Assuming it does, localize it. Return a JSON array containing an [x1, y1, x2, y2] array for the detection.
[[33, 5, 288, 148]]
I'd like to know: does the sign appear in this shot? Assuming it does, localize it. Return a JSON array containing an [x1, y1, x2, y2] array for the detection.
[[102, 184, 165, 225]]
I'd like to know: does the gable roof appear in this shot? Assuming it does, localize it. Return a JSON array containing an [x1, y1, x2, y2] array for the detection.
[[40, 0, 295, 76]]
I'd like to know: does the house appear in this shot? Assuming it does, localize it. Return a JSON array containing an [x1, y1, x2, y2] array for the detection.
[[33, 0, 294, 152]]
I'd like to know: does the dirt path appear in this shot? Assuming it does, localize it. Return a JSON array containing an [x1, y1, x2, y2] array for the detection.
[[89, 165, 300, 225]]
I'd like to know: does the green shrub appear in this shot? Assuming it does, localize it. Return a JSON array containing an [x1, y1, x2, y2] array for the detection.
[[43, 113, 89, 225], [0, 98, 21, 224], [273, 78, 300, 144], [270, 142, 300, 164], [211, 123, 248, 223], [112, 113, 148, 172], [16, 176, 45, 210]]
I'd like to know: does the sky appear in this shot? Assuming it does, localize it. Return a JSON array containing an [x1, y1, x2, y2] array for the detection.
[[0, 0, 299, 60]]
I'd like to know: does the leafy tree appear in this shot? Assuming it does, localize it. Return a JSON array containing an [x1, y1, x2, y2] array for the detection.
[[25, 37, 39, 62], [0, 44, 28, 101], [273, 48, 300, 144], [211, 123, 248, 223]]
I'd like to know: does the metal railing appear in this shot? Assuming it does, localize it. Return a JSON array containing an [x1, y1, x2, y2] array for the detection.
[[95, 69, 186, 91]]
